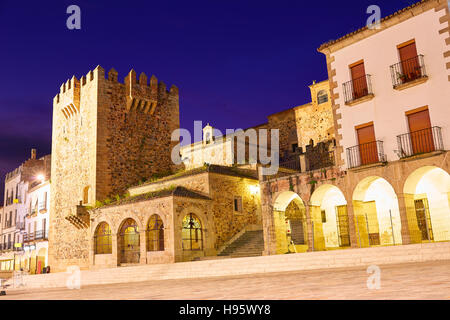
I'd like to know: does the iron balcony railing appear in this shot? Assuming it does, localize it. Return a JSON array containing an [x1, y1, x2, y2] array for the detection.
[[390, 54, 426, 88], [2, 241, 13, 250], [279, 158, 301, 171], [23, 229, 49, 242], [397, 126, 443, 158], [346, 140, 386, 169], [38, 201, 47, 211], [343, 74, 373, 104]]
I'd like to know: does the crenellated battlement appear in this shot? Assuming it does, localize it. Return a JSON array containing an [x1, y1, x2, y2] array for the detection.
[[53, 65, 179, 118], [54, 76, 81, 119], [124, 69, 158, 114]]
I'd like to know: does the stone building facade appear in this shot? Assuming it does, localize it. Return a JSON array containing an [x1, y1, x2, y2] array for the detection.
[[88, 165, 261, 268], [0, 150, 51, 271], [260, 0, 450, 256], [180, 80, 334, 172], [49, 66, 180, 272]]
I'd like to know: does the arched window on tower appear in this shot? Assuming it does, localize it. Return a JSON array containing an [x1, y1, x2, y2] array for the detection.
[[317, 90, 328, 104], [83, 186, 91, 205]]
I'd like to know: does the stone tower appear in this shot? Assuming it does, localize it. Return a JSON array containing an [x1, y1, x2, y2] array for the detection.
[[49, 66, 180, 271]]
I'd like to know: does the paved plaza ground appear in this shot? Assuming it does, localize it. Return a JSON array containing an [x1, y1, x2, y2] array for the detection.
[[2, 260, 450, 300]]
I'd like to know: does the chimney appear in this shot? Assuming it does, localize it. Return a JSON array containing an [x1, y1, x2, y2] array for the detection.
[[31, 148, 36, 160]]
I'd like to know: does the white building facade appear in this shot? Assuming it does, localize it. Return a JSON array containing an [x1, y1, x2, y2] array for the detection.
[[318, 0, 450, 245]]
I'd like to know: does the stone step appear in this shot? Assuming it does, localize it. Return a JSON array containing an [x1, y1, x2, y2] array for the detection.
[[7, 242, 450, 290], [218, 230, 264, 257]]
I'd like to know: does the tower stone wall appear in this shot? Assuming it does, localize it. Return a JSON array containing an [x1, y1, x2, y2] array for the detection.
[[49, 66, 180, 271]]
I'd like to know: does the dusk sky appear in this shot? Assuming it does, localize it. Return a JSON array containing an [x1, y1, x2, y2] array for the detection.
[[0, 0, 415, 202]]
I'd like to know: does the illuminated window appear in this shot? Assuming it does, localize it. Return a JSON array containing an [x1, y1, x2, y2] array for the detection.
[[82, 186, 90, 204], [146, 214, 164, 251], [94, 222, 112, 254], [321, 210, 327, 223], [234, 196, 243, 213], [317, 90, 328, 104], [182, 214, 203, 251]]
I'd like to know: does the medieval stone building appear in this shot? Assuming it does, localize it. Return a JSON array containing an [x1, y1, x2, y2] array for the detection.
[[12, 0, 448, 274], [49, 66, 179, 272]]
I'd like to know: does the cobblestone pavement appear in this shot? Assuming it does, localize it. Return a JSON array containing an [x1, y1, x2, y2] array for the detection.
[[2, 260, 450, 300]]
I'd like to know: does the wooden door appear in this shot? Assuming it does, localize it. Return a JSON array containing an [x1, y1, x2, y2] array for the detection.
[[357, 124, 378, 165], [414, 199, 433, 241], [407, 109, 434, 154], [289, 219, 306, 245], [335, 205, 350, 247], [398, 41, 420, 82], [350, 62, 368, 99]]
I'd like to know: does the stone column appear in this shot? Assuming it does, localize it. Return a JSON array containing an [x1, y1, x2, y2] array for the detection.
[[345, 203, 359, 248], [305, 204, 314, 252], [397, 193, 411, 245], [111, 233, 118, 267], [139, 231, 147, 264]]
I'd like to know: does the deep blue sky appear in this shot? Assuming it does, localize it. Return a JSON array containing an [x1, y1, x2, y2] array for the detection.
[[0, 0, 417, 202]]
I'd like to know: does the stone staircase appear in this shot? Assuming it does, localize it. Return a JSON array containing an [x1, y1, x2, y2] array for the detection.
[[217, 230, 264, 258]]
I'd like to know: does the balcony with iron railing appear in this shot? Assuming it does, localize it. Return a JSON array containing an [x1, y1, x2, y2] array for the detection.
[[390, 55, 427, 90], [23, 229, 49, 242], [39, 201, 47, 212], [279, 157, 301, 171], [346, 140, 387, 169], [0, 242, 14, 251], [343, 74, 374, 105], [396, 126, 444, 159]]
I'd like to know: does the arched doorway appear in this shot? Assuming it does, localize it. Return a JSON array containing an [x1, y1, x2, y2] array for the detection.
[[273, 191, 309, 254], [118, 218, 140, 264], [181, 214, 203, 251], [353, 176, 402, 247], [94, 222, 112, 254], [147, 214, 164, 251], [403, 166, 450, 242], [310, 184, 349, 248]]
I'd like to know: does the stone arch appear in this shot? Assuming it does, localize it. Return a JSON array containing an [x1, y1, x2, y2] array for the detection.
[[91, 216, 115, 238], [146, 214, 165, 251], [117, 218, 140, 264], [115, 212, 144, 235], [273, 191, 303, 212], [181, 213, 203, 251], [352, 176, 402, 247], [310, 184, 348, 248], [94, 222, 112, 254], [403, 166, 450, 242], [175, 203, 214, 260], [272, 191, 309, 254]]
